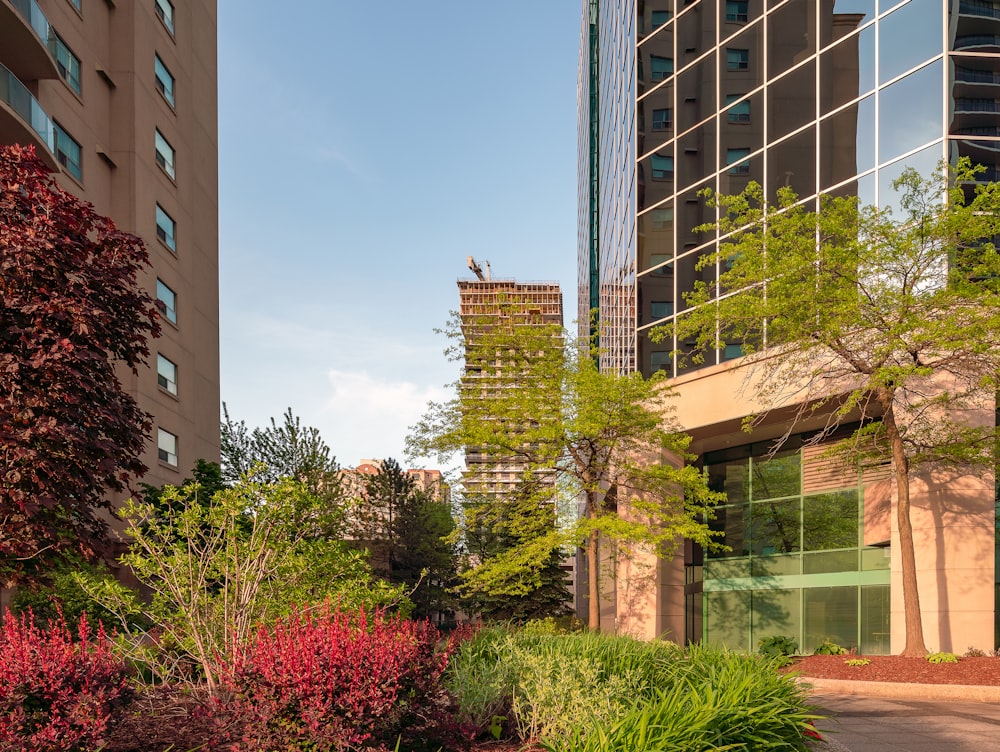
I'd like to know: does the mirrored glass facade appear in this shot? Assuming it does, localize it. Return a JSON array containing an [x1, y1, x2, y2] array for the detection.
[[579, 0, 1000, 377]]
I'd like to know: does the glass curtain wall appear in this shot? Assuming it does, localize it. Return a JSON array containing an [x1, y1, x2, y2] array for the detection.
[[691, 440, 891, 654]]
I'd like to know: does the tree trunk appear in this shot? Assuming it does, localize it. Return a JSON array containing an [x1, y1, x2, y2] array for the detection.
[[587, 524, 600, 631], [883, 404, 928, 657]]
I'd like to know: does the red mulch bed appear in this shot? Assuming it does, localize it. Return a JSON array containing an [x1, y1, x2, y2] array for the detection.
[[787, 654, 1000, 685]]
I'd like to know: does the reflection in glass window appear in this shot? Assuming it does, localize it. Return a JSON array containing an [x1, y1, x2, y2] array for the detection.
[[651, 55, 674, 81], [877, 0, 941, 85], [650, 252, 674, 272], [651, 10, 672, 28], [751, 499, 801, 555], [154, 129, 175, 179], [726, 147, 751, 174], [726, 0, 749, 22], [652, 108, 672, 130], [724, 343, 744, 359], [751, 451, 800, 499], [53, 122, 82, 181], [877, 63, 942, 165], [157, 428, 178, 466], [156, 278, 177, 323], [155, 0, 174, 34], [803, 490, 858, 550], [155, 203, 176, 251], [751, 588, 801, 646], [157, 353, 177, 395], [651, 207, 673, 229], [706, 590, 750, 649], [803, 587, 858, 653], [651, 301, 673, 318], [651, 350, 671, 372], [726, 94, 750, 123], [709, 458, 750, 505], [708, 504, 750, 558], [727, 48, 749, 71], [651, 153, 674, 179], [50, 34, 81, 95], [154, 54, 175, 107]]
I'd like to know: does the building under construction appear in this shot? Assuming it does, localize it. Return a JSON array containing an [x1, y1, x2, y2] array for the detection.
[[457, 258, 563, 497]]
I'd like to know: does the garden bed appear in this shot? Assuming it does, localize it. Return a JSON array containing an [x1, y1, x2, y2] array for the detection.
[[788, 654, 1000, 685]]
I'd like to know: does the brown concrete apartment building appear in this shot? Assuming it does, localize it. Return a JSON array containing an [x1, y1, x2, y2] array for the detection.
[[1, 0, 220, 488]]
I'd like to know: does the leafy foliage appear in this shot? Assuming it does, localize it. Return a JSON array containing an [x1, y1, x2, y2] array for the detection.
[[8, 554, 121, 629], [813, 640, 848, 656], [211, 606, 466, 752], [758, 635, 799, 659], [660, 160, 1000, 656], [0, 610, 133, 752], [408, 312, 722, 629], [0, 145, 160, 584], [926, 652, 959, 664], [844, 658, 871, 667], [78, 475, 405, 692]]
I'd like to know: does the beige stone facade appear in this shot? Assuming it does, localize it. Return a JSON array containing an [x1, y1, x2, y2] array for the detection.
[[1, 0, 220, 490]]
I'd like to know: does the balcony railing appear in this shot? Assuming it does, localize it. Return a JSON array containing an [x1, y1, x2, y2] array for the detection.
[[959, 0, 1000, 19], [955, 98, 1000, 112], [7, 0, 53, 46], [0, 63, 55, 152], [954, 126, 1000, 136], [956, 67, 1000, 84], [955, 34, 1000, 49]]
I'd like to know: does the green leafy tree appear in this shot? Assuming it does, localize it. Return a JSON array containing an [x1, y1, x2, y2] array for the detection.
[[662, 160, 1000, 656], [79, 474, 406, 693], [348, 459, 458, 619], [407, 314, 721, 630], [459, 480, 573, 622]]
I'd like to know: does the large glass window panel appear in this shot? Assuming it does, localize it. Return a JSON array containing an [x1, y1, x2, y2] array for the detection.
[[826, 0, 875, 45], [651, 153, 674, 179], [820, 94, 875, 191], [803, 490, 859, 550], [677, 117, 717, 189], [751, 588, 801, 647], [767, 0, 816, 77], [51, 34, 81, 95], [751, 553, 801, 576], [819, 25, 875, 115], [877, 62, 942, 165], [677, 0, 717, 62], [675, 179, 714, 265], [650, 55, 675, 81], [861, 546, 891, 570], [767, 128, 818, 201], [878, 141, 942, 213], [708, 457, 750, 505], [708, 503, 750, 558], [53, 122, 82, 181], [706, 590, 751, 649], [803, 586, 858, 653], [878, 0, 943, 86], [675, 53, 716, 134], [751, 450, 800, 499], [767, 61, 816, 143], [675, 249, 716, 319], [803, 549, 858, 573], [860, 584, 891, 654], [751, 499, 801, 555]]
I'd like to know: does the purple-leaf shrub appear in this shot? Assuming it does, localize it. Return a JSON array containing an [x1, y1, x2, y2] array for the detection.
[[214, 606, 466, 751], [0, 610, 133, 752]]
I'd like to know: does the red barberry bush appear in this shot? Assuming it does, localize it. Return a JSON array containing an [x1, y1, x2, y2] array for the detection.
[[0, 610, 133, 752], [214, 606, 466, 751]]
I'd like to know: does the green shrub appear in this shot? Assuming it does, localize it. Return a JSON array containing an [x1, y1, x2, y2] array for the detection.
[[813, 641, 848, 655], [758, 635, 798, 658], [540, 645, 817, 752], [927, 652, 959, 664], [844, 658, 871, 667]]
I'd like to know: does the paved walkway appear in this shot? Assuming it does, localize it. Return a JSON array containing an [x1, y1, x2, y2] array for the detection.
[[812, 693, 1000, 752]]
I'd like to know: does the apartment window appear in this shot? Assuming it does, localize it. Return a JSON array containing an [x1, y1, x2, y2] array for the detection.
[[652, 108, 672, 130], [155, 203, 176, 251], [651, 10, 672, 28], [156, 278, 177, 323], [157, 428, 178, 466], [154, 54, 175, 107], [157, 354, 178, 395], [68, 0, 81, 8], [726, 95, 751, 123], [651, 351, 671, 373], [50, 34, 81, 95], [651, 153, 673, 180], [154, 129, 175, 179], [724, 343, 744, 359], [53, 122, 82, 181], [726, 0, 749, 22], [727, 48, 750, 71], [651, 301, 674, 319], [651, 55, 674, 81], [727, 147, 751, 175], [650, 252, 674, 273], [154, 0, 174, 34], [651, 208, 674, 230]]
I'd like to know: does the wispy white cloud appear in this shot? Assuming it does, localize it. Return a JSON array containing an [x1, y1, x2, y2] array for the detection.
[[319, 369, 451, 467]]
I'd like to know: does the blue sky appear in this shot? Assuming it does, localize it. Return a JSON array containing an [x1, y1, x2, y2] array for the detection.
[[217, 1, 581, 470]]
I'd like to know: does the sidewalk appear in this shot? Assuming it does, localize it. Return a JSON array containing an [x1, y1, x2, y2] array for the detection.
[[811, 692, 1000, 752]]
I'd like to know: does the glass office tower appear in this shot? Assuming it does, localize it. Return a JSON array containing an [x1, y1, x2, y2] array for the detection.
[[579, 0, 1000, 651]]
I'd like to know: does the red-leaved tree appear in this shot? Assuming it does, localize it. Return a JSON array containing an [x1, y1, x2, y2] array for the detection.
[[0, 145, 160, 585]]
